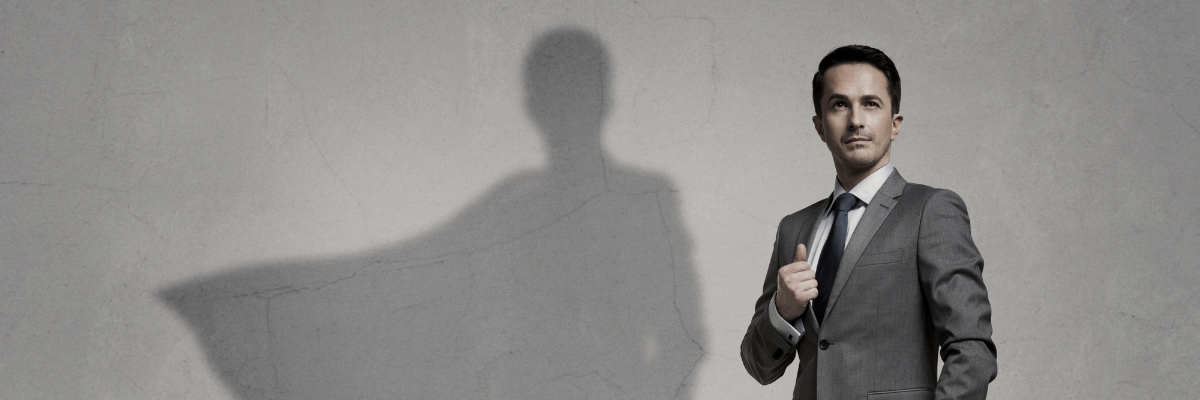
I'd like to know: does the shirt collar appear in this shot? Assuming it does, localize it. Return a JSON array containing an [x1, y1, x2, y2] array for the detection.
[[829, 162, 894, 211]]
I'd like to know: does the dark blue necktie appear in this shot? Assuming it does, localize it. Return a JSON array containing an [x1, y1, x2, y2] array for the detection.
[[813, 193, 862, 324]]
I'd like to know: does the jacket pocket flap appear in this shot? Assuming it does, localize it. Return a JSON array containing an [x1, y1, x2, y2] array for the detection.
[[866, 387, 931, 400]]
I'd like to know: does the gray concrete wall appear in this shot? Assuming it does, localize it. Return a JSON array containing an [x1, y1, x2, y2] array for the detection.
[[2, 0, 1197, 398]]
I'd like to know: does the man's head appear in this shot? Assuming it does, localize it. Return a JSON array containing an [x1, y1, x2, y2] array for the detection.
[[811, 45, 904, 180], [811, 45, 900, 117]]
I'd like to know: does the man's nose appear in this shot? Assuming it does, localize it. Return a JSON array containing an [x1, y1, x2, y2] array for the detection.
[[848, 105, 865, 129]]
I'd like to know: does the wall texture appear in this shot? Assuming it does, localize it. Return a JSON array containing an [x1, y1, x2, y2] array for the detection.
[[1, 0, 1198, 398]]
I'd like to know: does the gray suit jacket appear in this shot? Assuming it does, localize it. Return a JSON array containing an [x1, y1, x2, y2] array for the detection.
[[741, 170, 997, 400]]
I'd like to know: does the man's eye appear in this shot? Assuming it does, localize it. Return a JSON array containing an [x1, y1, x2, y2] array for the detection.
[[832, 101, 847, 108], [865, 101, 880, 108]]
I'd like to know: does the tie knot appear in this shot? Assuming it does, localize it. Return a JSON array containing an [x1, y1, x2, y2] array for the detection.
[[833, 193, 860, 212]]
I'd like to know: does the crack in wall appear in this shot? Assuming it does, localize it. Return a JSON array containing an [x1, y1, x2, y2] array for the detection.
[[407, 188, 613, 264], [628, 1, 719, 133], [655, 191, 706, 399], [231, 270, 362, 300], [1119, 311, 1198, 330], [1171, 107, 1200, 137], [0, 180, 129, 193], [265, 296, 280, 399], [271, 61, 373, 243]]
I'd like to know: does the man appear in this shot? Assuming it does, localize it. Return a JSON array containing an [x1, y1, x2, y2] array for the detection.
[[740, 45, 997, 400]]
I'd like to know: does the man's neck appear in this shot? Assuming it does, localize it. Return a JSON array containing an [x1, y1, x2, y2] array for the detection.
[[835, 157, 889, 192]]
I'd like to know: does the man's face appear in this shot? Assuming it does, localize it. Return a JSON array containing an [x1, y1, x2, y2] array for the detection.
[[812, 63, 903, 175]]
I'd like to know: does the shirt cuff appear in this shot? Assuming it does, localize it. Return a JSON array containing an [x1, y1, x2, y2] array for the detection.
[[768, 292, 805, 346]]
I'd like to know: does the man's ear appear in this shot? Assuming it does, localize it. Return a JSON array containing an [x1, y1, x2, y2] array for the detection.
[[889, 113, 903, 141], [813, 115, 826, 142]]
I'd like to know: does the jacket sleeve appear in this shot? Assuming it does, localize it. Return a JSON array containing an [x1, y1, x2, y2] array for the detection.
[[741, 219, 800, 385], [918, 190, 998, 399]]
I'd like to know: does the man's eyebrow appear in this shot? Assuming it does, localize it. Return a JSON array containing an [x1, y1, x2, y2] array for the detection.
[[826, 93, 885, 104], [825, 93, 849, 102], [859, 94, 884, 103]]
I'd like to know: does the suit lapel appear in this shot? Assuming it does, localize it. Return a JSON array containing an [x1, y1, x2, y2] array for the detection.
[[797, 198, 829, 260], [822, 171, 907, 323]]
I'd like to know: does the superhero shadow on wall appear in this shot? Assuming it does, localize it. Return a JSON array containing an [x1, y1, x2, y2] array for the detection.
[[160, 28, 705, 399]]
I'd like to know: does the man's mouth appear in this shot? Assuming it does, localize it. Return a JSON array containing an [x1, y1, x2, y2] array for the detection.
[[845, 136, 871, 143]]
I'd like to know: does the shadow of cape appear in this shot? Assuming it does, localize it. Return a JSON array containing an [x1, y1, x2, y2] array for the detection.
[[160, 28, 705, 400], [160, 168, 704, 399]]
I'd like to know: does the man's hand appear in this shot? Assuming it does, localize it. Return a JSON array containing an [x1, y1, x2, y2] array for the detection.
[[776, 244, 818, 321]]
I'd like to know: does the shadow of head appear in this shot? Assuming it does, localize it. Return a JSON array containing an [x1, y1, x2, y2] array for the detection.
[[525, 28, 609, 154]]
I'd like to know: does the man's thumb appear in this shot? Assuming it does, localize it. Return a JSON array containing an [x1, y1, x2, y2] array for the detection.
[[795, 243, 807, 263]]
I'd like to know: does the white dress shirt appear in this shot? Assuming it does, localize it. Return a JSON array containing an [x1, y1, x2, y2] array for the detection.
[[768, 162, 895, 345]]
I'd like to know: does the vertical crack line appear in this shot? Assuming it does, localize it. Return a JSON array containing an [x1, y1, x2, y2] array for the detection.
[[272, 61, 372, 242], [654, 191, 700, 348], [455, 257, 478, 353], [654, 191, 705, 399], [674, 355, 704, 400], [599, 151, 611, 191], [702, 17, 717, 131], [265, 297, 280, 399]]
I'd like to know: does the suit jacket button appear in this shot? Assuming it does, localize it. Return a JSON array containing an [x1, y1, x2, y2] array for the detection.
[[771, 348, 784, 360], [818, 340, 829, 350]]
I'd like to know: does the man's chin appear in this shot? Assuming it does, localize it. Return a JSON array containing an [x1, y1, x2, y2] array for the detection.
[[840, 156, 885, 172]]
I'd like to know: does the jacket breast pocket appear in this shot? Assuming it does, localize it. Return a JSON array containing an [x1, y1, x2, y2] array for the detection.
[[866, 388, 932, 400], [856, 249, 904, 267]]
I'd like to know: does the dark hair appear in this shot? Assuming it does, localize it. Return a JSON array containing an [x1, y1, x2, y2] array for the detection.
[[811, 45, 900, 116]]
